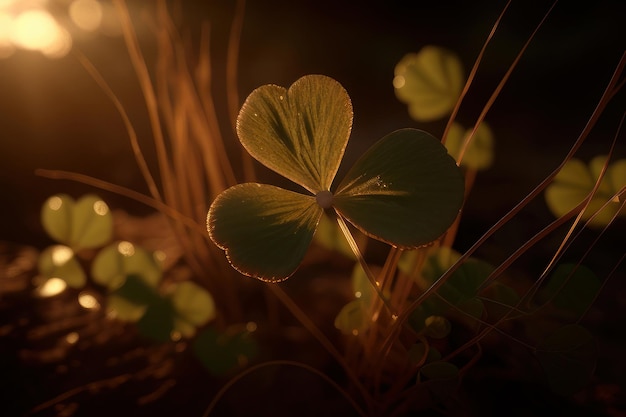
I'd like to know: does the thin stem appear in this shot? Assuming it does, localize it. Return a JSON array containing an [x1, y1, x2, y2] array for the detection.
[[113, 0, 175, 203], [72, 50, 162, 204], [335, 213, 394, 316], [441, 0, 513, 144], [201, 360, 368, 417], [457, 0, 558, 165]]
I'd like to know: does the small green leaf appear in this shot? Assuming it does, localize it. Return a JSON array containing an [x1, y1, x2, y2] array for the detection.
[[107, 294, 148, 322], [41, 194, 113, 250], [421, 247, 493, 306], [545, 156, 626, 227], [107, 275, 176, 342], [91, 242, 162, 290], [445, 121, 494, 170], [394, 46, 464, 121], [38, 245, 86, 288], [113, 274, 159, 305], [419, 361, 459, 381], [41, 194, 73, 244], [208, 183, 322, 282], [351, 263, 376, 303], [106, 274, 160, 322], [170, 281, 216, 335], [539, 264, 601, 316], [192, 327, 258, 375], [424, 315, 452, 339], [333, 129, 464, 248], [236, 74, 353, 193], [536, 324, 597, 396], [408, 298, 446, 333], [334, 299, 370, 336]]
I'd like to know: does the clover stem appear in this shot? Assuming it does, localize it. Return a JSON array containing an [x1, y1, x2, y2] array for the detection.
[[334, 212, 394, 316]]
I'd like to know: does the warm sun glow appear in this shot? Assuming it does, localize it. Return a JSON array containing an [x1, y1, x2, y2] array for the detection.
[[69, 0, 102, 31], [10, 10, 53, 50], [0, 0, 81, 59], [0, 12, 14, 57]]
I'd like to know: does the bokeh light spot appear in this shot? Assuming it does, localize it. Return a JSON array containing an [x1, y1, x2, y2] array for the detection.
[[65, 332, 79, 344], [69, 0, 102, 31], [117, 241, 135, 257], [47, 196, 63, 211], [11, 10, 59, 51], [51, 245, 74, 266], [93, 199, 109, 215], [78, 291, 100, 309], [37, 277, 67, 297]]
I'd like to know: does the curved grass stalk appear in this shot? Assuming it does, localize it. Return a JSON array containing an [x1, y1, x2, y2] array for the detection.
[[456, 0, 558, 165], [112, 0, 175, 202], [441, 0, 513, 145], [71, 50, 162, 204], [539, 115, 625, 280], [201, 360, 368, 417]]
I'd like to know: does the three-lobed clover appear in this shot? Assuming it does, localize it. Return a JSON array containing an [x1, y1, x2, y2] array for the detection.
[[207, 75, 465, 282]]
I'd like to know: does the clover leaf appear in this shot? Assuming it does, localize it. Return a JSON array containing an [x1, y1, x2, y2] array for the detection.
[[393, 46, 464, 122], [91, 241, 163, 290], [41, 193, 113, 251], [545, 156, 626, 227], [208, 75, 464, 281]]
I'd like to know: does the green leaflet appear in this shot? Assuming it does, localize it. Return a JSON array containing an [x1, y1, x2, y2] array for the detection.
[[41, 193, 113, 250], [334, 298, 371, 336], [170, 281, 217, 337], [237, 74, 353, 193], [334, 129, 464, 248], [207, 183, 322, 281]]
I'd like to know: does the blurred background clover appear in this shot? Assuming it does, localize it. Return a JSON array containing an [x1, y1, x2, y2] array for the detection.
[[545, 155, 626, 227]]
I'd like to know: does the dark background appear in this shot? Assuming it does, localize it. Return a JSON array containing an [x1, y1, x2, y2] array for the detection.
[[0, 0, 624, 248], [1, 1, 625, 416]]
